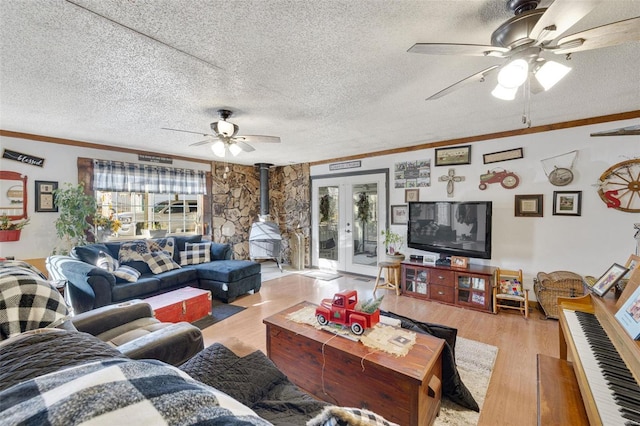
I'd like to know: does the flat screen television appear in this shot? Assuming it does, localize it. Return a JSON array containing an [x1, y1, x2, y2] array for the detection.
[[407, 201, 492, 259]]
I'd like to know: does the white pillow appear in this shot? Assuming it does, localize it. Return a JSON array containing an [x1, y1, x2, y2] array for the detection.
[[113, 265, 141, 282], [180, 242, 211, 266]]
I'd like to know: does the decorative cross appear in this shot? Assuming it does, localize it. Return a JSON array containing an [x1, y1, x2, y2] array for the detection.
[[438, 168, 465, 197]]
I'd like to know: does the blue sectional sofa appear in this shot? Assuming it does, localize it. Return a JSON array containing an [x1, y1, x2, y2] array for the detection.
[[48, 235, 261, 314]]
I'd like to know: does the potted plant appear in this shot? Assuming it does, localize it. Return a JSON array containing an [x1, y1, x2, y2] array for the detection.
[[53, 183, 97, 254], [0, 214, 30, 242], [381, 228, 405, 263], [94, 213, 122, 241], [355, 192, 371, 252]]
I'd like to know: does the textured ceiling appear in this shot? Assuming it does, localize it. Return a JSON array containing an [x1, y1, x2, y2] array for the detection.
[[1, 0, 639, 166]]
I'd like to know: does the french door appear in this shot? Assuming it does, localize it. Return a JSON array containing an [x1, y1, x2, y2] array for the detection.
[[311, 172, 387, 276]]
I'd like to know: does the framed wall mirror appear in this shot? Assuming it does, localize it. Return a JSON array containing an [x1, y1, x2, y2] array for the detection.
[[0, 171, 28, 219]]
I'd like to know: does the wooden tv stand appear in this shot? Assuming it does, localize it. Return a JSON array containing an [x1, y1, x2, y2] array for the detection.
[[401, 261, 496, 313]]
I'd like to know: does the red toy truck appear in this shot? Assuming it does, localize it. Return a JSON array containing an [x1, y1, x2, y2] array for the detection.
[[315, 290, 380, 335]]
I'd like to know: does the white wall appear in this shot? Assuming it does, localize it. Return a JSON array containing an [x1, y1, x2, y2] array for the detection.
[[311, 118, 640, 291], [0, 136, 210, 260]]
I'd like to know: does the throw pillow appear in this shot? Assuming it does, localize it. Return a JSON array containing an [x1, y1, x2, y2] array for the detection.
[[143, 251, 181, 274], [118, 240, 150, 263], [180, 242, 211, 266], [96, 251, 119, 272], [501, 279, 523, 296], [113, 265, 141, 283], [147, 237, 175, 258]]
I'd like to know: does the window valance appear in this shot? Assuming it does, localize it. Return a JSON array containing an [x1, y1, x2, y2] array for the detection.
[[93, 160, 207, 194]]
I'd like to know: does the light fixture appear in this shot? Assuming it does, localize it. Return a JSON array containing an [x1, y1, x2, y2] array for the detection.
[[497, 59, 529, 88], [491, 84, 518, 100], [211, 141, 226, 158], [211, 120, 238, 138], [228, 143, 242, 156], [534, 60, 571, 91]]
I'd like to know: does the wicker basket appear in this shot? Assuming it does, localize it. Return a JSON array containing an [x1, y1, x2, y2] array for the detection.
[[534, 270, 585, 319]]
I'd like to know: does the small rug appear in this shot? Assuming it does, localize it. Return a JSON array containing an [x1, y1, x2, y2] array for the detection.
[[192, 299, 246, 330], [304, 271, 342, 281], [435, 337, 498, 425]]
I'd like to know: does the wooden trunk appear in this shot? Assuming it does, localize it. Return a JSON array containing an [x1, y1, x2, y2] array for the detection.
[[145, 287, 211, 323]]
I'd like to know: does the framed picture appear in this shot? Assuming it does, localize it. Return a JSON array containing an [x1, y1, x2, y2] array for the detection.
[[451, 256, 468, 268], [483, 147, 524, 164], [35, 180, 58, 212], [553, 191, 582, 216], [423, 254, 437, 265], [515, 194, 543, 217], [405, 188, 419, 203], [591, 263, 629, 297], [434, 145, 472, 166], [390, 205, 408, 225]]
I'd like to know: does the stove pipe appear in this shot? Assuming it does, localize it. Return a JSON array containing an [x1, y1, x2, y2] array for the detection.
[[255, 163, 273, 219]]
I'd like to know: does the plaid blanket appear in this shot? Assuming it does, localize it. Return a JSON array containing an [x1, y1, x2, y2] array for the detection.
[[0, 260, 69, 340], [0, 358, 272, 425]]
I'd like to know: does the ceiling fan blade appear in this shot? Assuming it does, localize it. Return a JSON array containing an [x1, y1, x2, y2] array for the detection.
[[426, 65, 500, 100], [235, 140, 255, 152], [408, 43, 509, 57], [234, 135, 281, 144], [161, 127, 211, 137], [590, 125, 640, 137], [189, 137, 215, 147], [553, 17, 640, 54], [529, 0, 599, 44]]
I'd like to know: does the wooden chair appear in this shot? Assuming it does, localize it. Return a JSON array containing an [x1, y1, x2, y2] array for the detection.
[[373, 261, 401, 296], [493, 268, 529, 318]]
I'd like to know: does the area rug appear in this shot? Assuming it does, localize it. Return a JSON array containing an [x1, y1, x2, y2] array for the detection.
[[435, 337, 498, 425], [304, 271, 342, 281], [192, 299, 246, 330]]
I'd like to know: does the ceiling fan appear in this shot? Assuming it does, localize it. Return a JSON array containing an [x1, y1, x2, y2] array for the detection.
[[162, 109, 281, 158], [408, 0, 640, 101]]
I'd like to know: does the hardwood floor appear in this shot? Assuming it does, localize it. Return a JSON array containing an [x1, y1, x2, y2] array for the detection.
[[201, 269, 558, 426]]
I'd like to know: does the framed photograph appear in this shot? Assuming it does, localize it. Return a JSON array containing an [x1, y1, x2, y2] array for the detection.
[[591, 263, 629, 297], [35, 180, 58, 212], [434, 145, 472, 167], [553, 191, 582, 216], [451, 256, 468, 268], [405, 188, 419, 203], [483, 147, 524, 164], [423, 254, 437, 265], [391, 205, 408, 225], [515, 194, 543, 217]]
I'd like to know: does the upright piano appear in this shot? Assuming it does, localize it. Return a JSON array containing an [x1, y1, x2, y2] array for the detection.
[[542, 280, 640, 425]]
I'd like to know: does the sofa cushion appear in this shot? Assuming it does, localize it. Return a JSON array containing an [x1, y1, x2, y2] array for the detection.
[[172, 235, 203, 263], [96, 251, 119, 272], [143, 251, 181, 274], [196, 260, 260, 283], [113, 265, 141, 282], [180, 242, 211, 265], [118, 240, 150, 263], [155, 267, 199, 290], [147, 237, 176, 258], [73, 244, 111, 265], [211, 243, 232, 261], [111, 276, 161, 301]]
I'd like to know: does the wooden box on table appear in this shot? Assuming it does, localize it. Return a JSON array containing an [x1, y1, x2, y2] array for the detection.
[[145, 286, 211, 323]]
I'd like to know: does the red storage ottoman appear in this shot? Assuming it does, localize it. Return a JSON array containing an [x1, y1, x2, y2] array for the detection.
[[145, 287, 212, 323]]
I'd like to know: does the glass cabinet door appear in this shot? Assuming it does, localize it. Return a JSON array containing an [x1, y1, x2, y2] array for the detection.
[[456, 274, 488, 309]]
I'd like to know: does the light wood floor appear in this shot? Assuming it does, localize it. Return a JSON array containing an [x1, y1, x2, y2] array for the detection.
[[201, 270, 558, 426]]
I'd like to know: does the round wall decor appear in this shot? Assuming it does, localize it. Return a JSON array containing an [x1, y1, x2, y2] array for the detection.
[[597, 158, 640, 212]]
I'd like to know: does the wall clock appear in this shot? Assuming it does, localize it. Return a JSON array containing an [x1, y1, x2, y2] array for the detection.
[[597, 158, 640, 213]]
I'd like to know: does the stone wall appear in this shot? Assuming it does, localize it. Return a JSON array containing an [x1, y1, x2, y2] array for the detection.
[[211, 162, 310, 267]]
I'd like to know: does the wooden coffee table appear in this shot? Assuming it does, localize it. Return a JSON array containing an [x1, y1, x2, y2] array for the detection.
[[263, 301, 445, 426]]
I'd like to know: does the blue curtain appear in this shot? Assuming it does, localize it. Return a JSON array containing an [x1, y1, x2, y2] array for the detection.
[[93, 160, 207, 194]]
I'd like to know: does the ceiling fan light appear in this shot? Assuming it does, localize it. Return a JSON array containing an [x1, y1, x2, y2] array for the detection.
[[534, 60, 571, 91], [497, 59, 528, 88], [212, 120, 238, 137], [491, 84, 518, 100], [228, 143, 242, 156], [212, 141, 226, 157]]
